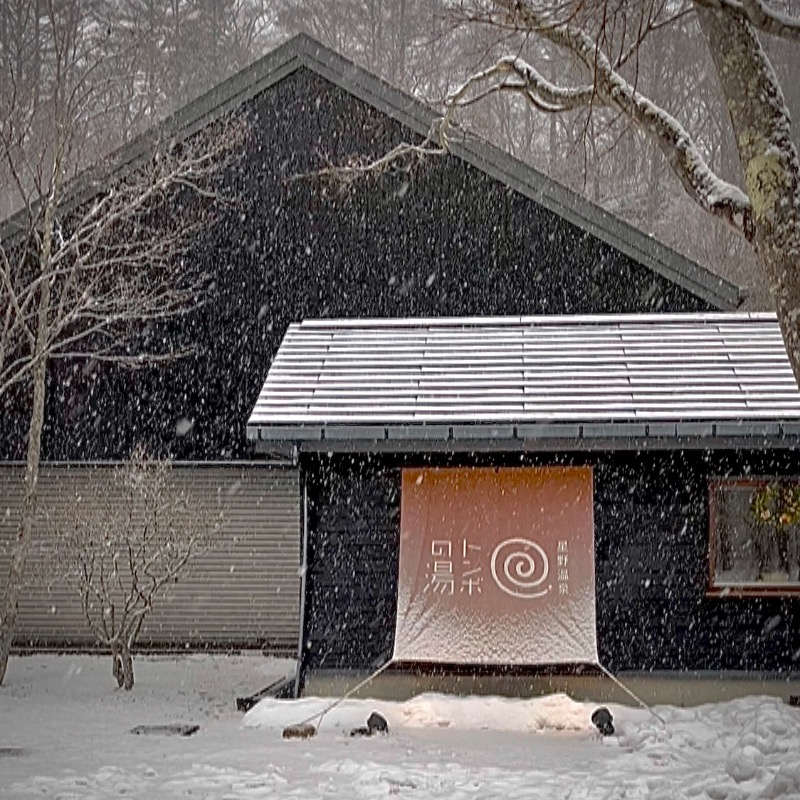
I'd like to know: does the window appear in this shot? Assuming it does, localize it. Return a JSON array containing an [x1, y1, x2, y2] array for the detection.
[[709, 478, 800, 596]]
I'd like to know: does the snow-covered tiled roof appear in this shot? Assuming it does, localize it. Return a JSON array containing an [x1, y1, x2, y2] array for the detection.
[[247, 313, 800, 449]]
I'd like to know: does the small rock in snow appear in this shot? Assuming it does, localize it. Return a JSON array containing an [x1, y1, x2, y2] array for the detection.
[[368, 712, 389, 735]]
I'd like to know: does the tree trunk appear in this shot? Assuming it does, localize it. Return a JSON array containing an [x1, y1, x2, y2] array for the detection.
[[0, 306, 50, 685], [694, 3, 800, 381], [121, 640, 134, 690], [111, 641, 124, 687], [762, 247, 800, 385], [0, 332, 48, 686], [0, 203, 55, 685]]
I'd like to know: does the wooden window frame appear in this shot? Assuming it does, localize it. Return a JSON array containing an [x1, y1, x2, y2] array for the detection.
[[708, 477, 800, 598]]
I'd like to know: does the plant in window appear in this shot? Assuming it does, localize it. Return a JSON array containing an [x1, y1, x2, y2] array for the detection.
[[748, 482, 800, 581], [777, 485, 800, 579], [749, 484, 777, 578]]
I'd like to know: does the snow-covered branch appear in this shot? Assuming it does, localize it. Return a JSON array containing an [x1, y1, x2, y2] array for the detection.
[[449, 1, 754, 237], [445, 57, 595, 119], [458, 0, 800, 387]]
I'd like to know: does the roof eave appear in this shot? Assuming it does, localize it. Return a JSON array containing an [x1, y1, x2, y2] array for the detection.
[[248, 420, 800, 454]]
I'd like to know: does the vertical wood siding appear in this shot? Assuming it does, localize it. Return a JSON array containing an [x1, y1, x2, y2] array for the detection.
[[0, 464, 300, 651], [304, 458, 400, 671]]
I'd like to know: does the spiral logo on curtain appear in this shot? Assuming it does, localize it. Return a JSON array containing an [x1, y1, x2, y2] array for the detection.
[[490, 538, 551, 599]]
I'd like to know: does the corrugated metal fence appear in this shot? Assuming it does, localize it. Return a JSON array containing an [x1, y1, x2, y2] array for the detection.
[[0, 464, 301, 652]]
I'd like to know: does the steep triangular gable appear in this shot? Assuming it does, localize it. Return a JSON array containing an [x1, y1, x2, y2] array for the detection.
[[0, 34, 742, 310]]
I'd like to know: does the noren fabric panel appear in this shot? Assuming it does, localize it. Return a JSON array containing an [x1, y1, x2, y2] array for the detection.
[[393, 467, 598, 665]]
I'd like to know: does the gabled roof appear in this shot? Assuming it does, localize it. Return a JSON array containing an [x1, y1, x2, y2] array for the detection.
[[1, 34, 741, 310], [247, 313, 800, 451]]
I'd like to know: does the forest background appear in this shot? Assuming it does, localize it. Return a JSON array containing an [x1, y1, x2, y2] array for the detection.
[[5, 0, 799, 309]]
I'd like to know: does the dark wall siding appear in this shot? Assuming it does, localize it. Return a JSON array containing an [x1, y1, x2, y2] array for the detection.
[[596, 450, 800, 672], [304, 450, 800, 675], [304, 456, 400, 671], [2, 68, 710, 462], [593, 452, 709, 671]]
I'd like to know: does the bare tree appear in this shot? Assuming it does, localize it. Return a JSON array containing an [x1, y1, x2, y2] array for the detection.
[[43, 449, 220, 690], [437, 0, 800, 380], [0, 0, 246, 684], [274, 0, 452, 94]]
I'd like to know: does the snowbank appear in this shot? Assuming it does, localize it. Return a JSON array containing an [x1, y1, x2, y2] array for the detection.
[[2, 655, 800, 800]]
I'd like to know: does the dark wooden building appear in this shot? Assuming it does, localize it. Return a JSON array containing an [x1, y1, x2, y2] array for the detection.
[[249, 314, 800, 702], [1, 36, 742, 655]]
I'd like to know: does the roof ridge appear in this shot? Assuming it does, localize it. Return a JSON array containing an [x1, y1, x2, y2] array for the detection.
[[296, 312, 777, 329]]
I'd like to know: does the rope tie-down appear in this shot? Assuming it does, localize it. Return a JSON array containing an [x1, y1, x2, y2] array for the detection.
[[281, 659, 666, 739], [282, 659, 395, 739]]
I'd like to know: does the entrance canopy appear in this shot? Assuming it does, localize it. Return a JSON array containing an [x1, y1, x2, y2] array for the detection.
[[247, 312, 800, 451]]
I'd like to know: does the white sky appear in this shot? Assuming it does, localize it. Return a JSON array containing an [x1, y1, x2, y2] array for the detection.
[[1, 654, 799, 799]]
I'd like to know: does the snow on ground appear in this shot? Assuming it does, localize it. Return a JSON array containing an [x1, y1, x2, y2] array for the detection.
[[1, 654, 800, 799]]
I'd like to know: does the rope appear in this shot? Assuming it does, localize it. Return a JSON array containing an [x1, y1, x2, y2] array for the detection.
[[597, 662, 666, 725], [294, 659, 395, 731], [290, 659, 667, 731]]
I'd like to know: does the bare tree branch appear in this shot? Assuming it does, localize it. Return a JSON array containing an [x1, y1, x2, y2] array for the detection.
[[445, 57, 595, 115], [289, 138, 447, 186], [0, 116, 246, 399]]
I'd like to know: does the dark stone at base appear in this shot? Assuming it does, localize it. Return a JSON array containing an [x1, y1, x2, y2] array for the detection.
[[130, 724, 200, 737], [350, 712, 389, 737], [367, 712, 389, 734], [591, 707, 615, 736]]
